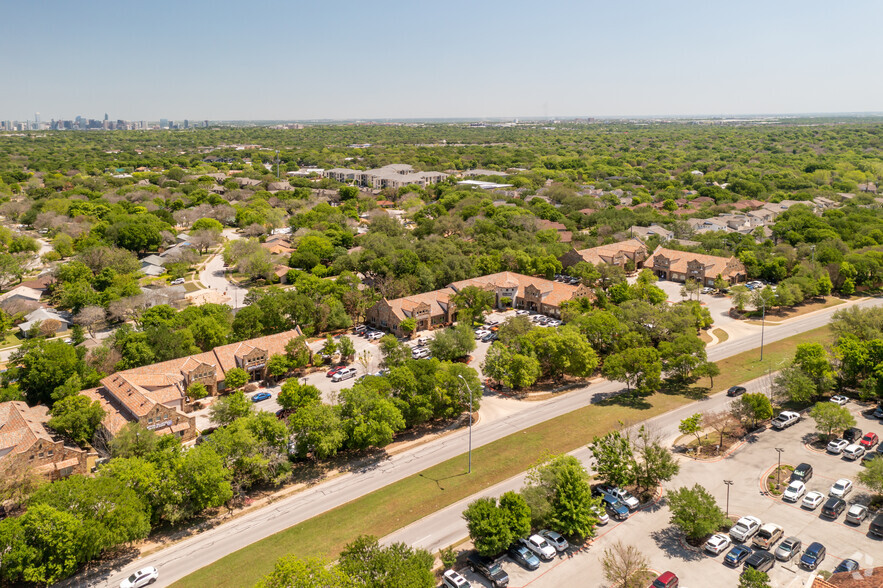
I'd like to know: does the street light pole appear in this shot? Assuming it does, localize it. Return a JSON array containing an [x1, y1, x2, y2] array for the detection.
[[775, 447, 784, 490], [759, 298, 766, 361], [457, 374, 473, 474], [723, 480, 733, 518]]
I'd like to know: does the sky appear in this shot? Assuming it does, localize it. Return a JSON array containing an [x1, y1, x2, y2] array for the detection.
[[2, 0, 882, 121]]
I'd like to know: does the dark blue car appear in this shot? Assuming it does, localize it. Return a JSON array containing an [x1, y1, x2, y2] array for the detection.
[[724, 544, 752, 567], [834, 559, 860, 573], [800, 542, 826, 570], [599, 493, 629, 520], [251, 392, 272, 403], [507, 542, 540, 570]]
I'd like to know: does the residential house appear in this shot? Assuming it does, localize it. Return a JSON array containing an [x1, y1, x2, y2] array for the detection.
[[0, 401, 88, 480], [324, 164, 448, 190], [536, 219, 572, 243], [232, 177, 262, 188], [461, 169, 508, 177], [629, 225, 674, 242], [82, 328, 304, 442], [18, 308, 71, 336], [366, 272, 592, 336], [559, 238, 648, 270], [648, 246, 747, 286]]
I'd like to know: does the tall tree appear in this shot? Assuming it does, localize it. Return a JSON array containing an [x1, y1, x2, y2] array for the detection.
[[601, 541, 651, 588], [47, 394, 105, 445], [666, 484, 727, 542], [589, 431, 636, 488], [451, 285, 495, 325]]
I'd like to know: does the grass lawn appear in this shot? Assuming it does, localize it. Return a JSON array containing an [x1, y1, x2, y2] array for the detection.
[[712, 328, 729, 343], [171, 326, 835, 588], [0, 333, 21, 349], [744, 296, 845, 325]]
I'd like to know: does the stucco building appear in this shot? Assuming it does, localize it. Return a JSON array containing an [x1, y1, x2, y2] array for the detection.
[[648, 246, 747, 286], [559, 238, 648, 270], [0, 401, 88, 480]]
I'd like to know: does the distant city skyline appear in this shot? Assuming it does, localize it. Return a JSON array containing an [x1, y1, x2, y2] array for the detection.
[[2, 0, 881, 121]]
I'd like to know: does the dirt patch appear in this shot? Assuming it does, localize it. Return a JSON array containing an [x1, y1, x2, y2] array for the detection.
[[767, 465, 795, 494], [674, 431, 743, 460], [698, 331, 712, 344]]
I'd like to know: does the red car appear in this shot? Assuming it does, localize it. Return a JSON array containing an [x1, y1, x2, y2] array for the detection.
[[326, 366, 345, 378], [860, 432, 879, 448], [651, 572, 678, 588]]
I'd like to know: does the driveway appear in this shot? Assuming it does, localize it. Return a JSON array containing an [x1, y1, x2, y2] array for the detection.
[[199, 253, 248, 309]]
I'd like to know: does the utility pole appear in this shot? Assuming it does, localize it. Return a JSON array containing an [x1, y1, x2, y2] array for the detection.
[[775, 448, 785, 490], [457, 374, 474, 474], [723, 480, 733, 518], [759, 297, 766, 361], [275, 150, 280, 180]]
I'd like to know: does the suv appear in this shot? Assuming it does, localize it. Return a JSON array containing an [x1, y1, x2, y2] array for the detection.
[[744, 551, 775, 573], [791, 463, 813, 483], [843, 444, 866, 460], [466, 552, 509, 587], [800, 542, 826, 570], [872, 513, 883, 538], [521, 535, 556, 561], [727, 386, 747, 397], [771, 411, 800, 429], [821, 497, 846, 519], [844, 427, 863, 443], [442, 570, 471, 588], [752, 523, 783, 550], [651, 572, 679, 588]]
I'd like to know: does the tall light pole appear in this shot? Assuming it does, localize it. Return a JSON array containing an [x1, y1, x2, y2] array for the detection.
[[457, 374, 474, 474], [759, 297, 766, 361], [723, 480, 733, 518], [775, 447, 785, 490]]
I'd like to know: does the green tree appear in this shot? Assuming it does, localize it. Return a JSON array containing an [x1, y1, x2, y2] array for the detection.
[[288, 402, 346, 459], [47, 394, 105, 446], [731, 392, 773, 429], [339, 387, 405, 450], [224, 367, 249, 390], [256, 556, 352, 588], [209, 390, 253, 426], [739, 568, 772, 588], [278, 380, 321, 411], [809, 401, 856, 440], [451, 285, 495, 325], [481, 343, 541, 389], [337, 335, 356, 360], [399, 317, 417, 336], [10, 339, 82, 405], [285, 335, 311, 369], [793, 342, 833, 394], [858, 455, 883, 494], [187, 382, 209, 400], [666, 483, 727, 541], [693, 361, 720, 388], [659, 334, 707, 380], [320, 334, 337, 358], [548, 459, 599, 539], [109, 422, 158, 458], [338, 535, 434, 588], [0, 503, 84, 586], [633, 426, 680, 494], [463, 492, 531, 557], [772, 365, 815, 404], [678, 413, 703, 448], [379, 334, 409, 368], [519, 326, 599, 380], [589, 431, 636, 488], [169, 444, 233, 522], [602, 347, 662, 394], [428, 323, 476, 361], [266, 354, 291, 381], [192, 217, 224, 232]]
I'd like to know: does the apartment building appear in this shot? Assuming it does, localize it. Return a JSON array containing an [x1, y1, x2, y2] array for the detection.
[[559, 238, 649, 270], [648, 246, 747, 286], [324, 164, 448, 190], [0, 401, 88, 480]]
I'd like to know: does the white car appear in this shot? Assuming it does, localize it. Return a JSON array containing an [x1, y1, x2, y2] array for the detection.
[[442, 569, 471, 588], [539, 529, 569, 552], [120, 566, 158, 588], [830, 395, 849, 406], [170, 277, 185, 285], [802, 491, 825, 510], [522, 534, 556, 561], [474, 329, 490, 339], [592, 505, 609, 525], [827, 438, 849, 454], [331, 367, 357, 382], [782, 481, 806, 502], [367, 331, 383, 340], [830, 478, 853, 499], [515, 309, 530, 315], [843, 444, 866, 460], [705, 533, 731, 555], [771, 411, 801, 429], [730, 515, 762, 542]]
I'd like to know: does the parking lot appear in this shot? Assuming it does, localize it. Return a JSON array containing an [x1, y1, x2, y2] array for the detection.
[[450, 399, 883, 588]]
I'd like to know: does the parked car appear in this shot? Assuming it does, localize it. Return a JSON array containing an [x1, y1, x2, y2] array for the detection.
[[844, 427, 863, 443], [724, 544, 753, 567], [860, 432, 879, 448], [367, 331, 383, 340], [830, 395, 849, 406], [863, 447, 883, 465], [705, 533, 731, 555], [775, 536, 801, 561], [651, 571, 679, 588], [752, 523, 783, 550], [830, 478, 853, 498], [791, 463, 813, 483], [730, 516, 762, 542], [327, 366, 345, 377], [596, 485, 640, 510], [120, 567, 159, 588], [744, 551, 775, 573], [843, 444, 866, 460], [845, 503, 869, 524], [597, 493, 629, 520], [701, 286, 714, 294], [591, 505, 609, 525], [539, 529, 568, 552], [834, 559, 861, 574], [506, 543, 540, 571], [873, 404, 883, 419], [521, 534, 556, 561], [170, 277, 185, 285], [331, 367, 357, 382], [727, 386, 747, 397], [821, 497, 846, 519], [466, 552, 509, 587], [827, 438, 849, 454], [782, 481, 806, 502], [800, 542, 826, 570], [772, 411, 801, 429], [802, 491, 825, 510], [442, 570, 471, 588], [515, 309, 530, 315], [251, 392, 272, 403]]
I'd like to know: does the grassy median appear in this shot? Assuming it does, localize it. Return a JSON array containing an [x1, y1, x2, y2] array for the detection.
[[172, 325, 833, 588]]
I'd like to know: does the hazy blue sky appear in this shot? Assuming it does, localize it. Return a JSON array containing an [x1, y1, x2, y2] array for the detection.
[[2, 0, 881, 121]]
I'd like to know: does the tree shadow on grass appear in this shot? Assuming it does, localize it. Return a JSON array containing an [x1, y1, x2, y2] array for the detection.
[[660, 378, 711, 400], [592, 388, 653, 410], [649, 526, 706, 562]]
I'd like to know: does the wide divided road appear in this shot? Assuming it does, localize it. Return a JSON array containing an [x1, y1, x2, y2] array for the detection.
[[76, 297, 883, 587]]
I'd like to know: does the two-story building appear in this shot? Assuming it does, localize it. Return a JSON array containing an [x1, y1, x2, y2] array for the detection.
[[0, 401, 88, 480], [559, 238, 648, 270], [648, 246, 747, 286]]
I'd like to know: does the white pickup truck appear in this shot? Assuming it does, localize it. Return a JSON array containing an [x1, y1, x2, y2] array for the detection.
[[771, 411, 801, 429]]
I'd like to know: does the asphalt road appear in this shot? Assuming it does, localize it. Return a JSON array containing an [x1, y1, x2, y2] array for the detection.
[[75, 296, 883, 588]]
